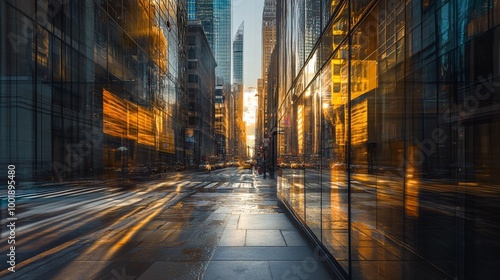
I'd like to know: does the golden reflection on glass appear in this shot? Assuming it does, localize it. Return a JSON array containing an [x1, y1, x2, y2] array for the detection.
[[137, 106, 155, 146], [152, 25, 168, 72], [330, 58, 345, 107], [325, 163, 349, 270], [132, 0, 168, 71], [291, 175, 305, 219], [305, 53, 317, 86], [321, 46, 350, 270], [350, 60, 377, 101], [405, 146, 420, 217], [103, 89, 173, 151], [351, 221, 374, 252], [331, 3, 348, 51], [103, 89, 128, 138], [351, 100, 368, 145], [297, 104, 304, 155]]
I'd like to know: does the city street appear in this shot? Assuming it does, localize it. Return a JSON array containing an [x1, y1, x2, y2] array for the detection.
[[0, 167, 335, 279]]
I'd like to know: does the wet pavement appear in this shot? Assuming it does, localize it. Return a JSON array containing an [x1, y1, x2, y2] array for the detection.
[[132, 174, 335, 280], [1, 168, 337, 279]]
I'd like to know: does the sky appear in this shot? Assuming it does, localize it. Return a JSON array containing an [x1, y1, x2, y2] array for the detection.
[[232, 0, 265, 89], [243, 87, 258, 149]]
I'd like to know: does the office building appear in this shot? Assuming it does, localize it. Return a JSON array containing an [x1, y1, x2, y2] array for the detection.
[[188, 0, 231, 159], [0, 0, 188, 179], [186, 20, 217, 166], [271, 0, 500, 279], [257, 0, 277, 163], [233, 21, 244, 85], [230, 22, 245, 161]]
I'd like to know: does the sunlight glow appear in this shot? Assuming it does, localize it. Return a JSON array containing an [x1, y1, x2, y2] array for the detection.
[[243, 88, 258, 124]]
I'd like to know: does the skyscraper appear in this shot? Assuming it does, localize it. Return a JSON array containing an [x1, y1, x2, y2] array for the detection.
[[257, 0, 276, 163], [213, 0, 232, 88], [187, 21, 217, 166], [229, 21, 245, 162], [188, 0, 231, 159], [187, 0, 231, 86], [262, 0, 276, 83], [233, 21, 244, 85]]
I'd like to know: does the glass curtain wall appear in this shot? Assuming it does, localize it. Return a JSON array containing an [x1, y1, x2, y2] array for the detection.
[[275, 0, 500, 279], [0, 0, 187, 180]]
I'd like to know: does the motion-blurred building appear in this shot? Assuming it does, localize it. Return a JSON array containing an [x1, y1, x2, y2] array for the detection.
[[0, 0, 188, 179]]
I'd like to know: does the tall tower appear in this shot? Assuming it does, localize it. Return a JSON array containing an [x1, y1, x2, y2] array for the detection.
[[187, 21, 217, 165], [187, 0, 215, 47], [213, 0, 232, 87], [187, 0, 231, 86], [262, 0, 277, 86], [233, 21, 244, 85], [230, 21, 245, 162], [257, 0, 276, 155], [187, 0, 231, 159]]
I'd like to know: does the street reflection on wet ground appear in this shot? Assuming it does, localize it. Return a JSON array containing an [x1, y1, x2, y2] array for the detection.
[[0, 168, 336, 279]]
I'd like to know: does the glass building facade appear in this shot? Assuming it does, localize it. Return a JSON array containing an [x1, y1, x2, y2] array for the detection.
[[0, 0, 188, 180], [233, 21, 244, 85], [188, 0, 231, 159], [213, 0, 231, 86], [273, 0, 500, 279], [187, 0, 231, 85]]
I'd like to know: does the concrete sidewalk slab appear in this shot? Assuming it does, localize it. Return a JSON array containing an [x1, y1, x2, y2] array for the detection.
[[132, 174, 337, 279]]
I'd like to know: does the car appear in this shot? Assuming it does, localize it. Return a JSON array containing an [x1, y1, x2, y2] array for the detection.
[[198, 162, 212, 172], [128, 163, 151, 177], [214, 162, 225, 169], [152, 162, 168, 173], [175, 164, 186, 171]]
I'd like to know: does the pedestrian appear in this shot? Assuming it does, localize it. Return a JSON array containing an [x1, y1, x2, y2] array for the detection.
[[268, 164, 274, 179]]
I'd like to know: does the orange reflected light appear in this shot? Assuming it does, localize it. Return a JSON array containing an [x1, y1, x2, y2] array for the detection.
[[405, 146, 420, 217], [351, 100, 368, 145], [350, 60, 377, 100], [103, 89, 174, 152], [297, 105, 304, 154], [104, 202, 165, 260]]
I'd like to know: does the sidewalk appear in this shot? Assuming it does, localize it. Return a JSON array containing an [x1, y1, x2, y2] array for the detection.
[[16, 171, 339, 279], [119, 173, 336, 280]]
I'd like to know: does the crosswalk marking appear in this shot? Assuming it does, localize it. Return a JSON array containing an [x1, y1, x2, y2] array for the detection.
[[216, 182, 231, 189], [203, 182, 219, 189], [240, 183, 252, 188], [194, 182, 211, 188], [185, 181, 202, 188]]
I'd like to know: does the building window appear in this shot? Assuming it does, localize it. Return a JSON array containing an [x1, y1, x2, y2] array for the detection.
[[188, 74, 198, 83], [188, 61, 197, 69]]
